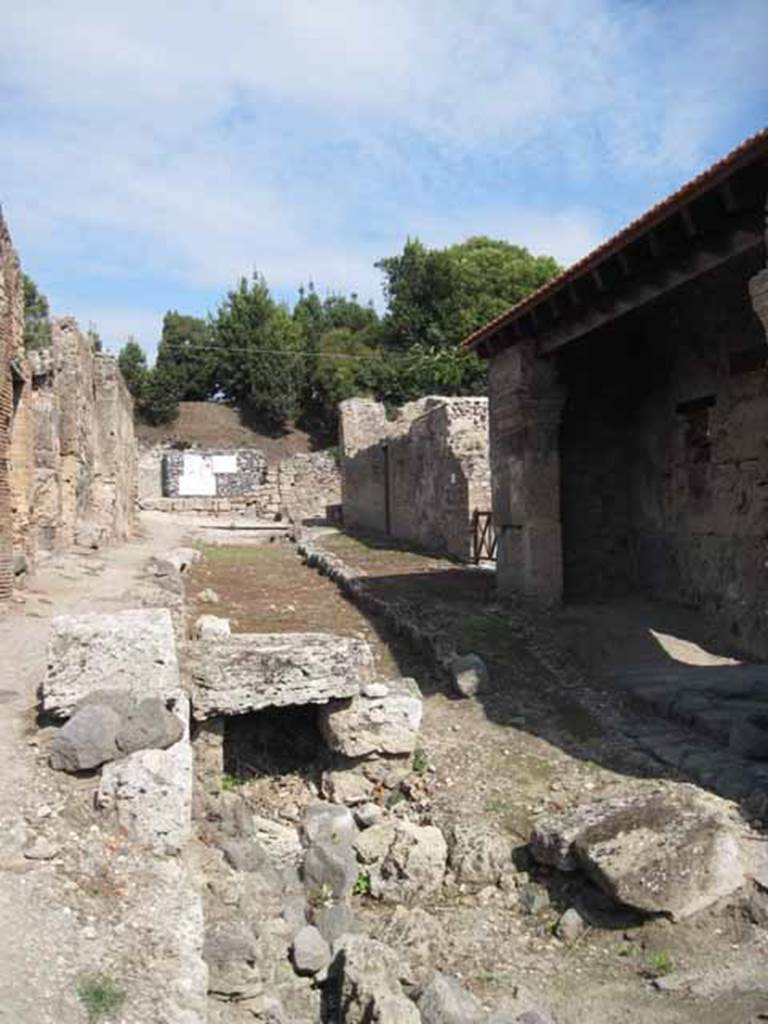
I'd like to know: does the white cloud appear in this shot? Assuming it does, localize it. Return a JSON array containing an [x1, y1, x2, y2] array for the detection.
[[0, 0, 765, 334]]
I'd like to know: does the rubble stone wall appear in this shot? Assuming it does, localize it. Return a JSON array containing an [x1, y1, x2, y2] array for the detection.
[[0, 216, 27, 597], [139, 445, 340, 523], [0, 213, 138, 599], [339, 396, 491, 560], [557, 248, 768, 658]]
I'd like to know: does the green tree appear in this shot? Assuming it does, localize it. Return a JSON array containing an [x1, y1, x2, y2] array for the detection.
[[22, 274, 52, 351], [117, 338, 148, 400], [376, 236, 560, 349], [214, 274, 304, 428], [155, 311, 217, 400], [140, 366, 180, 425]]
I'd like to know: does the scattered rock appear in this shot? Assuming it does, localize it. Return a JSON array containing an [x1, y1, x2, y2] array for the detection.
[[555, 907, 585, 942], [195, 614, 231, 639], [355, 802, 384, 829], [518, 882, 550, 915], [158, 547, 201, 575], [417, 971, 485, 1024], [331, 933, 421, 1024], [22, 836, 59, 860], [198, 587, 221, 604], [529, 786, 745, 920], [747, 881, 768, 927], [447, 820, 513, 886], [190, 633, 373, 718], [370, 821, 447, 902], [221, 839, 283, 883], [292, 925, 331, 976], [515, 1012, 556, 1024], [49, 704, 121, 771], [303, 840, 359, 902], [378, 905, 443, 987], [322, 769, 375, 806], [42, 608, 181, 717], [302, 803, 358, 849], [250, 816, 303, 867], [310, 903, 360, 944], [449, 653, 488, 698], [203, 918, 259, 964], [354, 822, 397, 865], [319, 677, 423, 757], [96, 709, 193, 854], [114, 696, 184, 755], [730, 712, 768, 759]]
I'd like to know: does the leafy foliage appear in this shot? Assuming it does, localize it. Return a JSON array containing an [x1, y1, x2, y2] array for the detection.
[[214, 274, 305, 428], [22, 274, 52, 351], [118, 338, 148, 399], [122, 235, 559, 433], [156, 311, 217, 400]]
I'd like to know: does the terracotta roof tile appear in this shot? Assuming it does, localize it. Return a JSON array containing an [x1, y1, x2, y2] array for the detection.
[[462, 127, 768, 350]]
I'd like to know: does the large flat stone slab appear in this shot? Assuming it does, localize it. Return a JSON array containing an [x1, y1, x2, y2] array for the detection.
[[530, 785, 745, 920], [42, 608, 181, 718], [189, 633, 374, 719]]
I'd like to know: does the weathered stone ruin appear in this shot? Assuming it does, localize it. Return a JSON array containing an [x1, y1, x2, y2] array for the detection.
[[0, 213, 136, 598], [339, 395, 491, 560], [139, 443, 341, 523], [468, 131, 768, 660]]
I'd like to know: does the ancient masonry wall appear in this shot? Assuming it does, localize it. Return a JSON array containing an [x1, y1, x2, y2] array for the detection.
[[339, 396, 491, 560], [487, 242, 768, 660], [138, 445, 340, 523], [0, 212, 137, 598], [26, 320, 137, 554], [557, 248, 768, 659], [0, 215, 25, 597]]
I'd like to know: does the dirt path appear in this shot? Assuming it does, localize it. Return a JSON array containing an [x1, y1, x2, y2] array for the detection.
[[0, 514, 190, 1024], [189, 534, 768, 1024]]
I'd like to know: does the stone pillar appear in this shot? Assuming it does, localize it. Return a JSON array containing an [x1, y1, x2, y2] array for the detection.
[[488, 340, 564, 603]]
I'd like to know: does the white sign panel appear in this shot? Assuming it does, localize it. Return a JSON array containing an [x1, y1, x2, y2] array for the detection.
[[178, 454, 216, 496], [211, 454, 238, 474]]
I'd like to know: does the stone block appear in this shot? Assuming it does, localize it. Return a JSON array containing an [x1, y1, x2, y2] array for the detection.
[[189, 633, 373, 719], [42, 608, 181, 718], [96, 696, 193, 854], [530, 786, 746, 920], [319, 677, 422, 758]]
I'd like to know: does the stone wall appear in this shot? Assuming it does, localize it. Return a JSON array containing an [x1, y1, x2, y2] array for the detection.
[[487, 243, 768, 659], [0, 214, 26, 597], [0, 213, 138, 600], [139, 444, 340, 523], [339, 396, 491, 560], [163, 449, 268, 498], [26, 319, 137, 554], [558, 248, 768, 658]]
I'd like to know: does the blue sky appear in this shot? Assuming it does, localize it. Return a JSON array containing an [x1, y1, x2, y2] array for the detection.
[[1, 0, 766, 359]]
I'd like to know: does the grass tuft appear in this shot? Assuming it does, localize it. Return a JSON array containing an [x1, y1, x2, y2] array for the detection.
[[77, 975, 126, 1022]]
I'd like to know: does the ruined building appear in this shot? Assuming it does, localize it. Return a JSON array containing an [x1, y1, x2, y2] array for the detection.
[[464, 129, 768, 659], [0, 213, 137, 598], [339, 396, 491, 560]]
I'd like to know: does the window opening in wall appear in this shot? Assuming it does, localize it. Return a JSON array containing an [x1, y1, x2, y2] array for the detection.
[[676, 395, 715, 465]]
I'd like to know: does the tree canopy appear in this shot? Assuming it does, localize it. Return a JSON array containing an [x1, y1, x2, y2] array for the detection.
[[22, 274, 52, 351], [120, 235, 559, 436]]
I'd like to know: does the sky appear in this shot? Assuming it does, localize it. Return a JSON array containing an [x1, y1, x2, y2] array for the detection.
[[1, 1, 766, 359]]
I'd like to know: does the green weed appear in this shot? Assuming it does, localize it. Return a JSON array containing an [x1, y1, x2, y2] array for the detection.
[[77, 975, 126, 1022]]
